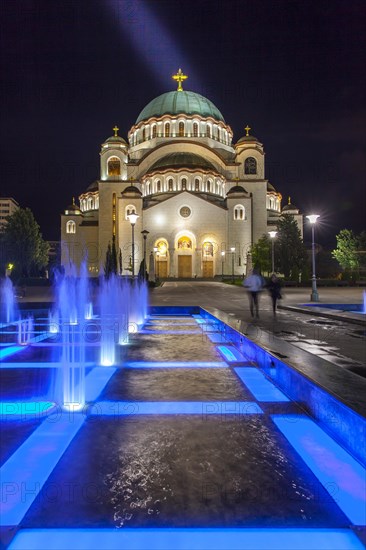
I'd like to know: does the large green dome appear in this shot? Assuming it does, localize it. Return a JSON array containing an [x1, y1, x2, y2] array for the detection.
[[136, 91, 225, 124]]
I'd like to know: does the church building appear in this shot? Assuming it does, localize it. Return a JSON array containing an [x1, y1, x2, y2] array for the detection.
[[61, 70, 302, 278]]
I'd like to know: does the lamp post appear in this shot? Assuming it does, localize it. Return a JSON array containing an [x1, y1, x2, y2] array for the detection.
[[268, 230, 277, 273], [221, 251, 225, 281], [141, 229, 149, 274], [230, 247, 235, 283], [306, 214, 320, 302], [127, 213, 139, 278]]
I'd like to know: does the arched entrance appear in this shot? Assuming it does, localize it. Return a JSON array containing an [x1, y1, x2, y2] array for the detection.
[[155, 239, 169, 278], [177, 235, 193, 278], [202, 241, 214, 278]]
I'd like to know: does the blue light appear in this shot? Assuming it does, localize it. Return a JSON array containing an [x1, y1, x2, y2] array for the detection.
[[216, 345, 247, 364], [0, 414, 85, 526], [9, 528, 365, 550], [85, 367, 117, 401], [0, 346, 23, 360], [0, 402, 55, 419], [0, 362, 95, 369], [90, 401, 263, 416], [139, 329, 201, 335], [272, 415, 366, 525], [234, 368, 290, 402], [125, 361, 227, 369], [206, 333, 228, 343]]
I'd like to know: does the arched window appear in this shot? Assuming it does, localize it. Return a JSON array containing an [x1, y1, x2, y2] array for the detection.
[[157, 180, 161, 192], [66, 220, 76, 234], [146, 181, 151, 194], [178, 236, 192, 249], [164, 123, 170, 137], [168, 178, 173, 191], [244, 157, 257, 175], [125, 205, 136, 219], [234, 205, 245, 220], [207, 125, 211, 138], [203, 241, 214, 257], [217, 127, 221, 141], [269, 197, 275, 210], [195, 178, 200, 191], [108, 157, 121, 176], [142, 128, 146, 141], [193, 122, 198, 137], [152, 126, 157, 138], [179, 122, 184, 137], [207, 180, 211, 192], [182, 178, 187, 190]]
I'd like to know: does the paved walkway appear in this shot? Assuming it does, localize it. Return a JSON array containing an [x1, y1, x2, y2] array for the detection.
[[150, 283, 366, 372]]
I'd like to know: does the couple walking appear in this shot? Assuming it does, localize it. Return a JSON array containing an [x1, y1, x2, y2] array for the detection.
[[243, 269, 281, 317]]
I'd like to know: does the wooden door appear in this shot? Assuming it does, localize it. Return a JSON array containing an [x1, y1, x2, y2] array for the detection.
[[178, 256, 192, 278], [157, 261, 168, 278], [202, 261, 213, 278]]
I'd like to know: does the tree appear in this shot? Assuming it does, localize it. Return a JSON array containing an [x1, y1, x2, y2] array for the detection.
[[277, 214, 308, 280], [332, 229, 365, 279], [104, 235, 118, 278], [251, 234, 271, 275], [0, 207, 49, 277]]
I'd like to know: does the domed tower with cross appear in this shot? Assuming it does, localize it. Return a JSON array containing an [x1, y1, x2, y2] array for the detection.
[[61, 70, 302, 277]]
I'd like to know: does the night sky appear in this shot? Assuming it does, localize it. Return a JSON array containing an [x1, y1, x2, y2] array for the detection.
[[1, 0, 365, 246]]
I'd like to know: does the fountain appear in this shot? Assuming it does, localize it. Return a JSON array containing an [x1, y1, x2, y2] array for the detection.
[[0, 276, 17, 324], [53, 265, 90, 411]]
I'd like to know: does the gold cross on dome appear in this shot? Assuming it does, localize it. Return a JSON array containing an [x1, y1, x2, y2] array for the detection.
[[172, 68, 188, 91], [244, 125, 251, 136], [113, 125, 119, 137]]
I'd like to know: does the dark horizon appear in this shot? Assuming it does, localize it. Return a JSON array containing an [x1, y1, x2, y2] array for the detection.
[[1, 0, 365, 248]]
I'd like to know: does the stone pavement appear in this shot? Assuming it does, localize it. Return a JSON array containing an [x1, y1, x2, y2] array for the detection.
[[150, 283, 366, 379]]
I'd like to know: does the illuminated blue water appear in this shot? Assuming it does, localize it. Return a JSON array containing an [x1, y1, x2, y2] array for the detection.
[[1, 311, 365, 549]]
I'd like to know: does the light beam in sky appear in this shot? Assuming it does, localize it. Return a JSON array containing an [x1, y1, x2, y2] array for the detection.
[[105, 0, 200, 90]]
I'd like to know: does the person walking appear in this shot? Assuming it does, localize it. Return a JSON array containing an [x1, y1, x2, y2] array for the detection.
[[267, 273, 282, 315], [243, 268, 264, 318]]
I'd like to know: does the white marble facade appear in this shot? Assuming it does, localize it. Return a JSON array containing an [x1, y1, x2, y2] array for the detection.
[[61, 73, 302, 277]]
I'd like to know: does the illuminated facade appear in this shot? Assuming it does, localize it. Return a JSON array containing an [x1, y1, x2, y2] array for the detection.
[[61, 71, 302, 277]]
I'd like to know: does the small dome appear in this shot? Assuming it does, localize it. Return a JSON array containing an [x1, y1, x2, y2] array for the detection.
[[236, 135, 258, 144], [136, 91, 225, 124], [65, 198, 81, 214], [149, 152, 216, 173], [104, 135, 127, 145], [122, 186, 142, 196], [227, 185, 247, 195], [267, 182, 276, 192], [282, 196, 298, 212]]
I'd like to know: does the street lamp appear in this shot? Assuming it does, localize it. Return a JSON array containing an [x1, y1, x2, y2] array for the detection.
[[127, 213, 139, 278], [230, 247, 235, 283], [268, 230, 277, 273], [306, 214, 320, 302], [221, 251, 225, 281], [141, 229, 149, 275]]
